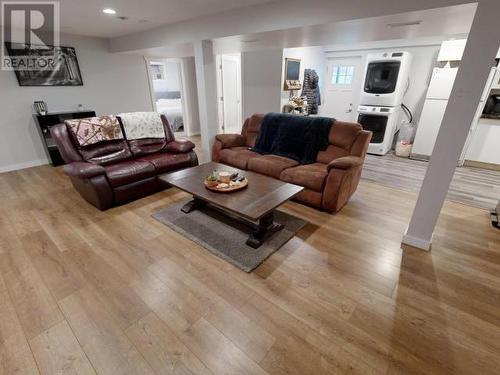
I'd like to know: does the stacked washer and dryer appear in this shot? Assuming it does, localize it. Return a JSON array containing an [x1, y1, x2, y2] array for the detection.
[[357, 52, 412, 155]]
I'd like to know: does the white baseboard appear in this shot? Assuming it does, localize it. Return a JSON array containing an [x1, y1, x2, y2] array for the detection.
[[0, 159, 48, 174], [402, 228, 432, 251]]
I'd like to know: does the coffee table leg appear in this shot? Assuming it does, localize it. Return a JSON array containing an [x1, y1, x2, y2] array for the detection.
[[181, 197, 205, 213], [246, 212, 284, 249]]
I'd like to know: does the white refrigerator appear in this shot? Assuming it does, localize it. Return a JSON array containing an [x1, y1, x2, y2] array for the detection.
[[411, 66, 497, 160], [411, 67, 458, 159]]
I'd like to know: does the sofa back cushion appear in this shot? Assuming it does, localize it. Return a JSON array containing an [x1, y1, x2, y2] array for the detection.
[[65, 115, 132, 166], [242, 113, 264, 147], [118, 113, 175, 157], [316, 121, 363, 164]]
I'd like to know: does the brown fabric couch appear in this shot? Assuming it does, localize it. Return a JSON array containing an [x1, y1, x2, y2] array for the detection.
[[51, 115, 198, 210], [212, 113, 372, 212]]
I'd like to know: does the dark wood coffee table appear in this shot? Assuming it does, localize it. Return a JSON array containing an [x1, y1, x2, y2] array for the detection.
[[159, 162, 303, 248]]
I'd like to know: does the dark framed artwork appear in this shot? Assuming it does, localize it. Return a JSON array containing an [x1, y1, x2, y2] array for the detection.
[[4, 42, 83, 86]]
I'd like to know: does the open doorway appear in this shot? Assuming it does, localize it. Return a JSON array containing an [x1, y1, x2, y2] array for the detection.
[[147, 58, 186, 136], [217, 53, 242, 134]]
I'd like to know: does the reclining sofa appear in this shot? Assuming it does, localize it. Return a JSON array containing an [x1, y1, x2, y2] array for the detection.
[[51, 113, 198, 210], [212, 113, 372, 212]]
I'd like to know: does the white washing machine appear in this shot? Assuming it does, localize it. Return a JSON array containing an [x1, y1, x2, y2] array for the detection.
[[357, 105, 403, 155], [360, 52, 412, 107]]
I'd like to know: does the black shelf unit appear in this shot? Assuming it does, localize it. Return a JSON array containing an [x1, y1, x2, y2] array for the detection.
[[34, 110, 95, 166]]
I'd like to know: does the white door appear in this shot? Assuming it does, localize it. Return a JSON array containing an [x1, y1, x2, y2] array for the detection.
[[322, 57, 363, 121], [221, 54, 242, 134]]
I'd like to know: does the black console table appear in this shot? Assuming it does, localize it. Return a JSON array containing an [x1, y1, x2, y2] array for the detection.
[[34, 110, 95, 166]]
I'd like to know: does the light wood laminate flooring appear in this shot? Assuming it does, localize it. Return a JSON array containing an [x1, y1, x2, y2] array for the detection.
[[1, 149, 500, 374]]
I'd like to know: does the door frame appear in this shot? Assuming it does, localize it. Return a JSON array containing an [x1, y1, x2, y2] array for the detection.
[[216, 53, 242, 133], [144, 56, 190, 135], [323, 55, 364, 121]]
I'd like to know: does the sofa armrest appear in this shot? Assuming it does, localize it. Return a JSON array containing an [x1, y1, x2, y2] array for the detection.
[[63, 162, 105, 179], [215, 134, 246, 148], [165, 139, 195, 153], [327, 156, 364, 171]]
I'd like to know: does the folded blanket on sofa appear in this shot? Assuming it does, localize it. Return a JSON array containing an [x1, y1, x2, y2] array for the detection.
[[251, 113, 333, 164], [66, 115, 124, 146], [119, 112, 165, 140]]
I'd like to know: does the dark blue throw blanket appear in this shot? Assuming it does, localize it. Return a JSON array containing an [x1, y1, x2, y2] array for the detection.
[[251, 113, 334, 164]]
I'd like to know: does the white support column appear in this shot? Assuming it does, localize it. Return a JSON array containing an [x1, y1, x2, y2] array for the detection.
[[402, 0, 500, 251], [193, 40, 219, 162]]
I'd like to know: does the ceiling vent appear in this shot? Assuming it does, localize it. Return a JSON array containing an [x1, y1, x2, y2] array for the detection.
[[387, 20, 422, 27]]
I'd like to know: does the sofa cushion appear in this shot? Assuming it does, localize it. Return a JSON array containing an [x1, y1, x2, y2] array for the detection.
[[219, 147, 259, 170], [138, 152, 194, 174], [128, 138, 167, 157], [78, 140, 133, 166], [280, 163, 328, 191], [121, 115, 176, 157], [247, 155, 299, 179], [317, 121, 362, 164], [104, 159, 156, 187], [242, 113, 264, 147]]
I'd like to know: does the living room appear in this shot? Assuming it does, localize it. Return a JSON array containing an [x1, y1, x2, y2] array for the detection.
[[1, 1, 500, 374]]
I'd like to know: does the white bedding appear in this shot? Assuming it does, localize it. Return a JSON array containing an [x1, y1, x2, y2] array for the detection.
[[156, 98, 184, 132]]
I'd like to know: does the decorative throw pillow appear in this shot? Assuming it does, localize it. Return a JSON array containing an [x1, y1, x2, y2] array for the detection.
[[66, 115, 124, 146], [119, 112, 165, 140]]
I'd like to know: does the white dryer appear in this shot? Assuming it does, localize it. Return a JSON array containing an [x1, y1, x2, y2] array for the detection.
[[357, 105, 404, 155], [360, 52, 412, 107]]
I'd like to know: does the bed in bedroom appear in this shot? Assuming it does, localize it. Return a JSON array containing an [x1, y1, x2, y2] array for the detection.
[[156, 98, 184, 133], [153, 79, 185, 133]]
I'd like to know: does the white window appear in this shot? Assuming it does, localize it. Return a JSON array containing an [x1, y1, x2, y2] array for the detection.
[[331, 65, 354, 85]]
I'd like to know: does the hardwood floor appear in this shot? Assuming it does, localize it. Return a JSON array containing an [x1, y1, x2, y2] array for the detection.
[[1, 160, 500, 374], [362, 153, 500, 210]]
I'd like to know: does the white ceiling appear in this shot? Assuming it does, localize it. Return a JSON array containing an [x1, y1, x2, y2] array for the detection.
[[50, 0, 277, 38], [130, 3, 475, 57], [212, 4, 476, 54]]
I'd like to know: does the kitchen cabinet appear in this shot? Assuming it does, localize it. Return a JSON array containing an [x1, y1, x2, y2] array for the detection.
[[465, 118, 500, 165]]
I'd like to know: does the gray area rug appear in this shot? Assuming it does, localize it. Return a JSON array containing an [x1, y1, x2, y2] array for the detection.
[[152, 200, 307, 272]]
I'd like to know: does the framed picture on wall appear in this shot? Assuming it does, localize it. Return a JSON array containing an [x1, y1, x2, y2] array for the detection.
[[283, 58, 301, 90], [4, 42, 83, 86]]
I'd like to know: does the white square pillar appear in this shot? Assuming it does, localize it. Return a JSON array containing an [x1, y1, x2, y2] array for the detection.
[[194, 40, 219, 162], [402, 0, 500, 250]]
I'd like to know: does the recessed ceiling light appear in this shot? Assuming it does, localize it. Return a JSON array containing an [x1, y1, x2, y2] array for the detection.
[[102, 8, 116, 15]]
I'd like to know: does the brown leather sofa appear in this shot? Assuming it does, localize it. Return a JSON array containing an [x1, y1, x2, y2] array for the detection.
[[51, 115, 198, 210], [212, 113, 372, 212]]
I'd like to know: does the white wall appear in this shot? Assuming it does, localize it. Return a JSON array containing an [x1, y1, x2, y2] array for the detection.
[[242, 48, 283, 119], [0, 33, 153, 172], [281, 46, 327, 110], [180, 56, 201, 136], [323, 42, 440, 124]]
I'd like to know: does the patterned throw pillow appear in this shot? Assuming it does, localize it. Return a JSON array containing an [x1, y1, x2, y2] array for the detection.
[[66, 115, 124, 146], [118, 112, 165, 140]]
